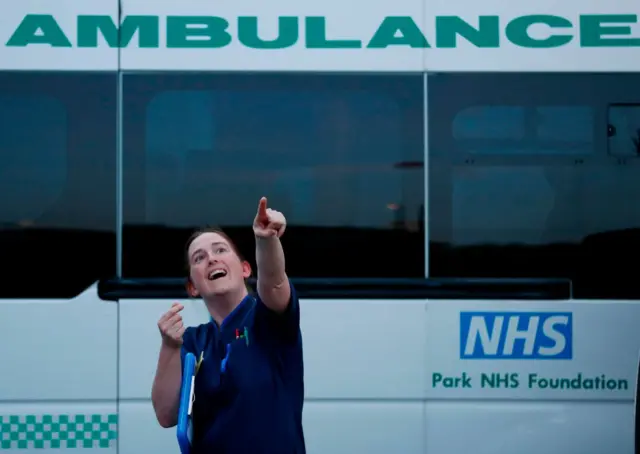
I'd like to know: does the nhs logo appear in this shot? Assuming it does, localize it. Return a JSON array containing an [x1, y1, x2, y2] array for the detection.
[[460, 312, 572, 360]]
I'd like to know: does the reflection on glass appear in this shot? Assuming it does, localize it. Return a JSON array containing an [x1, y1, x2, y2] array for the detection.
[[0, 73, 116, 298], [453, 105, 593, 155], [452, 167, 557, 245], [123, 74, 425, 278], [428, 73, 640, 298], [536, 106, 593, 143], [453, 106, 525, 140], [143, 89, 406, 229], [608, 104, 640, 157], [0, 95, 66, 225]]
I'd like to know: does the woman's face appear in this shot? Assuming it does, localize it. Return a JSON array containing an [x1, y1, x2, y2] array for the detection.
[[186, 231, 251, 300]]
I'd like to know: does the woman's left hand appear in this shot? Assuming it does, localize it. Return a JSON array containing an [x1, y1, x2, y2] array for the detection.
[[253, 197, 287, 238]]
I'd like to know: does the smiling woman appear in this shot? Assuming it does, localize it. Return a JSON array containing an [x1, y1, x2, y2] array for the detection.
[[184, 229, 253, 318], [152, 198, 306, 454], [184, 228, 248, 285]]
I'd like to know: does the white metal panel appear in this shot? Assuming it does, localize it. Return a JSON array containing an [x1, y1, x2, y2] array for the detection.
[[301, 300, 428, 399], [118, 298, 428, 399], [423, 0, 640, 72], [0, 285, 117, 400], [425, 400, 633, 454], [424, 300, 640, 401], [118, 298, 428, 454], [0, 285, 118, 452], [119, 0, 425, 71], [117, 400, 425, 454], [0, 0, 119, 70], [0, 0, 638, 72], [422, 299, 640, 454]]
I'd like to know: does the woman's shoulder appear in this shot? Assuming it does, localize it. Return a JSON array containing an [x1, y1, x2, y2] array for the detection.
[[182, 321, 212, 353]]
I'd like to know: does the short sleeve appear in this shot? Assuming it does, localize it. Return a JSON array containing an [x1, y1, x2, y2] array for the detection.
[[254, 281, 300, 346], [180, 327, 196, 371]]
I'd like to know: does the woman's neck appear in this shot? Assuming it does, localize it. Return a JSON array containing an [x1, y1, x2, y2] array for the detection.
[[205, 287, 249, 327]]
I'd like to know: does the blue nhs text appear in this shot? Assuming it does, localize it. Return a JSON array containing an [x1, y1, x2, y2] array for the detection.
[[460, 312, 572, 360]]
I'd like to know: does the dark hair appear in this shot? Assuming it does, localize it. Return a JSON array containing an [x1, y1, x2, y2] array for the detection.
[[184, 226, 253, 292]]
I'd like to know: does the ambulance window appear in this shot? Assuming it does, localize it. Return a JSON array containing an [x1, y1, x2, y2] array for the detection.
[[608, 104, 640, 158], [0, 73, 116, 298], [121, 73, 424, 279], [428, 72, 640, 298]]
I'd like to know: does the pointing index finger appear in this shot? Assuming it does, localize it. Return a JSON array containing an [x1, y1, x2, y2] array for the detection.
[[257, 197, 268, 217]]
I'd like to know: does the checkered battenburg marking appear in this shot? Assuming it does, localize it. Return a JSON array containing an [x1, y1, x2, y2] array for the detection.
[[0, 414, 117, 449]]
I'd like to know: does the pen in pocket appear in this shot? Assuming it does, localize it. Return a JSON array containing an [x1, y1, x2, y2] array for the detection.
[[220, 343, 232, 373]]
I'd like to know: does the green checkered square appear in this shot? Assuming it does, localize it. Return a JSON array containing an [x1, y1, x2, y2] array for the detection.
[[0, 414, 117, 449]]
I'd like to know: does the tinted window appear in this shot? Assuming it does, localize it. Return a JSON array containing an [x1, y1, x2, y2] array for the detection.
[[0, 73, 116, 298], [122, 74, 424, 278], [428, 73, 640, 298], [608, 104, 640, 157]]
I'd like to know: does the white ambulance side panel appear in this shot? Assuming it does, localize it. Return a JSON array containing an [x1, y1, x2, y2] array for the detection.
[[117, 299, 428, 454], [119, 0, 424, 72], [0, 0, 119, 450], [118, 297, 640, 454], [0, 0, 118, 70], [0, 0, 639, 73], [424, 300, 640, 454], [115, 0, 640, 73], [0, 287, 118, 452], [424, 0, 640, 72]]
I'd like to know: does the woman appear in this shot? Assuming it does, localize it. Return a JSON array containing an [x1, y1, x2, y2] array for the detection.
[[151, 197, 306, 454]]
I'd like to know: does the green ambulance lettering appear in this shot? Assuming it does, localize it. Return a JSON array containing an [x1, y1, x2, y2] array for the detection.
[[6, 14, 72, 47], [5, 14, 159, 48], [503, 13, 640, 48], [166, 16, 297, 49], [77, 15, 159, 48], [580, 14, 640, 47], [239, 17, 298, 49], [367, 17, 428, 48], [506, 15, 573, 48], [306, 17, 360, 48], [5, 13, 640, 49], [166, 16, 231, 48], [435, 16, 499, 48]]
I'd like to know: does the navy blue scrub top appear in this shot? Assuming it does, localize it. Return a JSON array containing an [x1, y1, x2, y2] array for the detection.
[[180, 282, 305, 454]]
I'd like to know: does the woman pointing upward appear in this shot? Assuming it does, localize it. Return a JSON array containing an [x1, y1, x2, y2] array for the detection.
[[152, 197, 306, 454]]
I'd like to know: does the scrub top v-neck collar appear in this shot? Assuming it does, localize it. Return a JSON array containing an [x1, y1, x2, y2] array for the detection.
[[210, 293, 255, 334]]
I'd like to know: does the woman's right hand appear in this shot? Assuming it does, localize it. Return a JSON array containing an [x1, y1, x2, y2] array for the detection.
[[157, 302, 185, 348]]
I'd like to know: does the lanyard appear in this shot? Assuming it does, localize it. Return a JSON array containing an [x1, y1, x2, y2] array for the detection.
[[195, 351, 204, 376], [193, 325, 251, 376]]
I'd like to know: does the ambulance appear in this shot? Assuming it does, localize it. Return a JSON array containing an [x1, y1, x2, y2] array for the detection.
[[0, 0, 639, 453]]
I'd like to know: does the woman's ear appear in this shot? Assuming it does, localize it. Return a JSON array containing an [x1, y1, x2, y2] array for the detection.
[[185, 278, 199, 298], [241, 260, 252, 279]]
